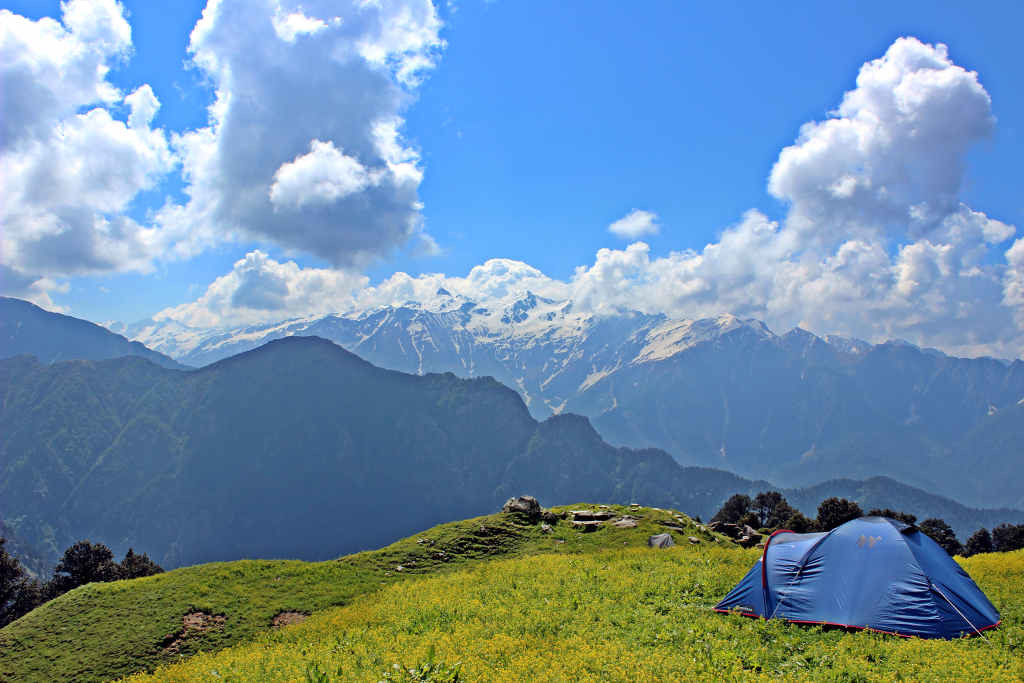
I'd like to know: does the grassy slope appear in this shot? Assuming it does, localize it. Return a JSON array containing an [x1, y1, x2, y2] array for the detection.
[[0, 505, 715, 682], [134, 549, 1024, 683]]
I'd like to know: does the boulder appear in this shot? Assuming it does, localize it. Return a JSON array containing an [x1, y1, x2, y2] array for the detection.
[[540, 523, 553, 534], [743, 525, 759, 538], [503, 496, 542, 521], [688, 536, 700, 544], [612, 517, 638, 529], [711, 522, 743, 539], [572, 509, 615, 522], [572, 520, 604, 532], [541, 510, 562, 524], [736, 535, 760, 548], [648, 533, 675, 549]]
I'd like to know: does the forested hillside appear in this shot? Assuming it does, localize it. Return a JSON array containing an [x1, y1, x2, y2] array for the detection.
[[2, 337, 1019, 571]]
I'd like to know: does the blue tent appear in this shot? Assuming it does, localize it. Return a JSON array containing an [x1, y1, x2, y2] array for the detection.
[[714, 516, 1000, 638]]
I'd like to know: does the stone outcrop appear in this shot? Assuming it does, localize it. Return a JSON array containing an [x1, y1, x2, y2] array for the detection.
[[502, 496, 542, 521], [648, 533, 675, 549], [571, 509, 615, 522]]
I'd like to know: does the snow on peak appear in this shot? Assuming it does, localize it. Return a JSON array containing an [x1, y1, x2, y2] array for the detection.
[[633, 315, 775, 363], [823, 334, 872, 356], [783, 326, 817, 339]]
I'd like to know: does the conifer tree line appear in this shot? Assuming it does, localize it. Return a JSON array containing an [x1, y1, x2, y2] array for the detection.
[[710, 492, 1024, 558], [0, 539, 162, 628]]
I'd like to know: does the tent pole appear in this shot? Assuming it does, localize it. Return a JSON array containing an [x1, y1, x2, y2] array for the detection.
[[930, 582, 991, 644]]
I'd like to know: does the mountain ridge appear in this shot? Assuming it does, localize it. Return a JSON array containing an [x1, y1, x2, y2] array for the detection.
[[0, 297, 184, 370], [115, 296, 1024, 508], [1, 335, 1019, 574]]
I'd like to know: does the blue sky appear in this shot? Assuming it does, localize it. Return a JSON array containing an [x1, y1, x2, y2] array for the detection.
[[2, 0, 1023, 357]]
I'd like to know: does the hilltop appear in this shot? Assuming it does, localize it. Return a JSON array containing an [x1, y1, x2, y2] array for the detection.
[[2, 502, 1020, 682], [0, 502, 719, 682], [135, 548, 1024, 682]]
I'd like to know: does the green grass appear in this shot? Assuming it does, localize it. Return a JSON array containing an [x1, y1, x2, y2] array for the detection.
[[6, 507, 1022, 682], [0, 504, 713, 682], [131, 548, 1024, 682]]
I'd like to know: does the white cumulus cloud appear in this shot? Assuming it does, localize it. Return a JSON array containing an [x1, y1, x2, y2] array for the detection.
[[768, 37, 994, 247], [0, 0, 175, 302], [608, 209, 660, 239], [271, 5, 334, 42], [158, 0, 444, 268], [0, 0, 445, 306], [269, 140, 378, 209], [153, 37, 1024, 359], [154, 251, 369, 329]]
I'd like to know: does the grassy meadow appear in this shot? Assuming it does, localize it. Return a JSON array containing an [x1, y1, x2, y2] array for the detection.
[[0, 505, 715, 681], [128, 547, 1024, 682], [2, 505, 1022, 682]]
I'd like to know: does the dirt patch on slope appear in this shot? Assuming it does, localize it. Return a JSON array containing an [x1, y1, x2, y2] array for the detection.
[[271, 611, 309, 628], [160, 611, 226, 654]]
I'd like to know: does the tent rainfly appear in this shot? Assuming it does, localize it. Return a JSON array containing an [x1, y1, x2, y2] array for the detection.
[[714, 516, 1000, 639]]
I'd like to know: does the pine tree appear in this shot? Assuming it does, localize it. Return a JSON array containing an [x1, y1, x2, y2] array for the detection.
[[964, 528, 994, 556], [711, 494, 753, 524], [918, 518, 963, 556], [867, 508, 917, 525], [118, 548, 164, 579], [49, 541, 119, 595], [782, 510, 817, 533], [991, 523, 1024, 552], [815, 497, 863, 531], [753, 491, 796, 528], [0, 539, 42, 628]]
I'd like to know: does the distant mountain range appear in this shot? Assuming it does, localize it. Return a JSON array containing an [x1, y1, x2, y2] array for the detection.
[[0, 297, 183, 369], [117, 292, 1024, 509], [1, 335, 1019, 572]]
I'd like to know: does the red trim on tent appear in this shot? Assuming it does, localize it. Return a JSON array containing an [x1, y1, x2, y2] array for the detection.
[[712, 609, 1001, 639]]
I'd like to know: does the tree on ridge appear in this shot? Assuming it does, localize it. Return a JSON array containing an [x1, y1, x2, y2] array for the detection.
[[816, 497, 863, 531]]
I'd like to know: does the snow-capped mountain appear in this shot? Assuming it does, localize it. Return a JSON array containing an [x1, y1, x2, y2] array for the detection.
[[127, 292, 785, 416], [123, 293, 1024, 510]]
